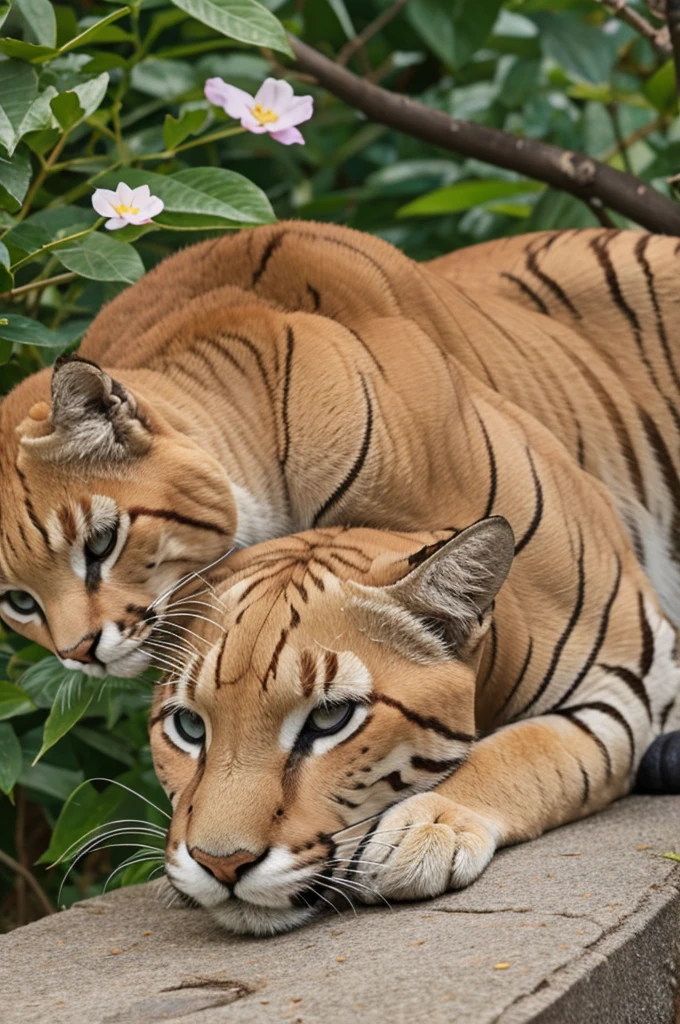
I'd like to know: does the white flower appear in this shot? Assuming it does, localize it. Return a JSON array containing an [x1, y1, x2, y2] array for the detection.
[[204, 76, 314, 146], [92, 182, 164, 231]]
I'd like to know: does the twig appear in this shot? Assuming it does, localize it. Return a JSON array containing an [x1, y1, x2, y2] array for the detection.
[[606, 103, 634, 174], [290, 37, 680, 235], [0, 847, 54, 919], [601, 117, 664, 160], [16, 132, 70, 223], [0, 272, 77, 300], [594, 0, 671, 55], [337, 0, 410, 67], [666, 0, 680, 97]]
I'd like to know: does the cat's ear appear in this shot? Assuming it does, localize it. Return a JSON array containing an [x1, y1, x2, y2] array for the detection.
[[351, 517, 514, 663], [19, 356, 152, 466]]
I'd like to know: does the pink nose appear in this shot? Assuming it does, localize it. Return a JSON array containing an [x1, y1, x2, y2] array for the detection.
[[58, 632, 101, 664], [190, 848, 259, 885]]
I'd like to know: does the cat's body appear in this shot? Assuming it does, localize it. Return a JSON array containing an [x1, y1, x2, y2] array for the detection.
[[2, 223, 680, 920]]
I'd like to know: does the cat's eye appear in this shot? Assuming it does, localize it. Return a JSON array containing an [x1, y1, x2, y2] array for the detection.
[[306, 702, 355, 736], [85, 525, 117, 560], [5, 590, 38, 616], [173, 708, 206, 745]]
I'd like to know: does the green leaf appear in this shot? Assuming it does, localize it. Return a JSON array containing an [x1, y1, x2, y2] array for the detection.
[[0, 3, 10, 31], [0, 60, 38, 155], [0, 240, 12, 292], [39, 779, 127, 864], [18, 86, 59, 137], [0, 680, 36, 720], [103, 166, 275, 227], [18, 760, 83, 801], [169, 0, 293, 57], [50, 91, 83, 131], [398, 179, 543, 217], [0, 144, 31, 212], [59, 7, 131, 54], [407, 0, 504, 69], [644, 60, 676, 114], [0, 312, 82, 348], [0, 37, 58, 62], [0, 722, 22, 795], [131, 58, 197, 99], [525, 189, 600, 231], [33, 675, 97, 764], [56, 233, 144, 284], [163, 108, 208, 150], [326, 0, 355, 39], [14, 0, 57, 47], [72, 725, 135, 766], [537, 13, 618, 85]]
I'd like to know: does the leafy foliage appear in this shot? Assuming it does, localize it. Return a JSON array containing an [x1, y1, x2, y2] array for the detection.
[[0, 0, 678, 930]]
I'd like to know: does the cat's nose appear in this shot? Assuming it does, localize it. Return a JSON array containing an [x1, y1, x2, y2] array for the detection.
[[58, 630, 102, 664], [190, 847, 260, 885]]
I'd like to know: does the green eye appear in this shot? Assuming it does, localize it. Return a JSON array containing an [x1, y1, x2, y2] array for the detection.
[[306, 702, 355, 736], [85, 525, 117, 559], [5, 590, 38, 616], [174, 708, 206, 745]]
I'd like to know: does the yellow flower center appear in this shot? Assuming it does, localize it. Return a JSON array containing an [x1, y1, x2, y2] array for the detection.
[[112, 202, 140, 216], [251, 104, 279, 126]]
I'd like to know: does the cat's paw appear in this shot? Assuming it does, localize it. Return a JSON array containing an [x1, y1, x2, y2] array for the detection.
[[355, 792, 499, 903]]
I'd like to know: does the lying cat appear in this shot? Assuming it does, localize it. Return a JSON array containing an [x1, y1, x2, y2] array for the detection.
[[150, 522, 678, 935]]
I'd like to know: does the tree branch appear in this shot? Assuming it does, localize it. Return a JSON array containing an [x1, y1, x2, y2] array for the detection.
[[290, 37, 680, 236], [337, 0, 410, 68], [666, 0, 680, 96], [594, 0, 671, 55], [0, 848, 54, 919]]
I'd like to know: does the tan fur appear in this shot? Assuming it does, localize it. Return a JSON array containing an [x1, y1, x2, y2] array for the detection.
[[149, 523, 679, 934]]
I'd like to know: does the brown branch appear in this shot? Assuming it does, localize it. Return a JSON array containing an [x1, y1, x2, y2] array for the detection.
[[290, 37, 680, 236], [666, 0, 680, 96], [594, 0, 671, 55], [0, 847, 54, 919], [337, 0, 410, 67]]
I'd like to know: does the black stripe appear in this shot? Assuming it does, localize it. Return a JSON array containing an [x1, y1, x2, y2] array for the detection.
[[525, 245, 580, 318], [598, 663, 652, 721], [560, 700, 635, 772], [556, 709, 613, 780], [638, 408, 680, 561], [590, 233, 643, 346], [16, 468, 52, 553], [342, 324, 387, 378], [514, 448, 544, 556], [252, 230, 284, 286], [214, 632, 227, 689], [474, 409, 497, 519], [516, 530, 585, 716], [375, 693, 474, 744], [551, 556, 622, 710], [481, 620, 497, 690], [280, 325, 294, 467], [661, 699, 676, 730], [497, 638, 533, 720], [500, 272, 549, 315], [128, 507, 227, 535], [638, 593, 655, 675], [577, 759, 590, 804], [306, 282, 320, 311], [634, 234, 680, 393], [312, 375, 373, 527], [411, 755, 466, 774]]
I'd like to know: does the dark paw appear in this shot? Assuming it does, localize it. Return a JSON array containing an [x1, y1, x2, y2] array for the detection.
[[636, 731, 680, 794]]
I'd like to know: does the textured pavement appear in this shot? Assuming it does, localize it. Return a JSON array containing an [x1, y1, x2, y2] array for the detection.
[[2, 796, 680, 1024]]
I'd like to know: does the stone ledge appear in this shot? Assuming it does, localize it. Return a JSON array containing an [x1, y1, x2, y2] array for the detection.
[[2, 796, 679, 1024]]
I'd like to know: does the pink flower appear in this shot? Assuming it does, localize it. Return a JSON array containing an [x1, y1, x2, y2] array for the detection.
[[92, 183, 164, 231], [204, 76, 313, 146]]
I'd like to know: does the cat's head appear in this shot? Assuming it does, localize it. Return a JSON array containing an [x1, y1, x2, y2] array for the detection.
[[150, 518, 514, 935], [0, 357, 236, 677]]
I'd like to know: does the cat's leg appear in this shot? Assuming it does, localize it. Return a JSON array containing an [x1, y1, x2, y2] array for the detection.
[[357, 709, 652, 903]]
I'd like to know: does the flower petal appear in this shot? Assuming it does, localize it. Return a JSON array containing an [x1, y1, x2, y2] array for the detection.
[[255, 77, 294, 112], [130, 184, 151, 208], [269, 125, 305, 145], [117, 182, 134, 207], [128, 197, 164, 222], [204, 77, 254, 120], [91, 189, 119, 218], [271, 95, 314, 131], [104, 217, 128, 231]]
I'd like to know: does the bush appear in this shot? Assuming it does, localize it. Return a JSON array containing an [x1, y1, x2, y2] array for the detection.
[[0, 0, 677, 929]]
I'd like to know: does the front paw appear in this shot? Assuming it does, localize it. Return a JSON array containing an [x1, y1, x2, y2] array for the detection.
[[354, 793, 499, 902]]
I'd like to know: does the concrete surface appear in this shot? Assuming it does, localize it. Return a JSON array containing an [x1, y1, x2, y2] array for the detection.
[[2, 796, 680, 1024]]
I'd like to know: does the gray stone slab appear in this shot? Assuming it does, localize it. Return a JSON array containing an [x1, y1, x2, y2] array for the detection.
[[2, 796, 680, 1024]]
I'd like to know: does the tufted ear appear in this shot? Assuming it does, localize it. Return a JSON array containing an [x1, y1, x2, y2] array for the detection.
[[352, 517, 515, 663], [19, 356, 152, 466]]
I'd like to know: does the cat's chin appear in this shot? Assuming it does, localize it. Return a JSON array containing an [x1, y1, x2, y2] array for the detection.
[[209, 899, 318, 937]]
